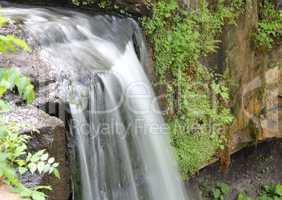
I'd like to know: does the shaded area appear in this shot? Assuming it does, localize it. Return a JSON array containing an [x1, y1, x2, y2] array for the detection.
[[186, 139, 282, 200]]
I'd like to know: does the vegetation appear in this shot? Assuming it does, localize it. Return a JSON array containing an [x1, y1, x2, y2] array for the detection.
[[0, 18, 59, 200], [141, 0, 245, 177], [254, 0, 281, 49], [209, 183, 282, 200], [0, 68, 35, 111], [212, 182, 230, 200], [237, 184, 282, 200]]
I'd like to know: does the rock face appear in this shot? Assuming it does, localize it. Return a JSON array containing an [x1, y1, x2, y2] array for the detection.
[[1, 106, 70, 200], [0, 185, 25, 200], [220, 0, 282, 153]]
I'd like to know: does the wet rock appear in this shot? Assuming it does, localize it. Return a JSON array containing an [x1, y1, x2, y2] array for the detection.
[[1, 106, 70, 200]]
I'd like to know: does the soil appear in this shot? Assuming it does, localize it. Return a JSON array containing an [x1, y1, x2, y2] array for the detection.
[[186, 139, 282, 200]]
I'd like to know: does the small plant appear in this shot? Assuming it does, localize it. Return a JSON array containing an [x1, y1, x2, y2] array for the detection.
[[0, 18, 34, 109], [212, 182, 230, 200], [0, 68, 35, 106]]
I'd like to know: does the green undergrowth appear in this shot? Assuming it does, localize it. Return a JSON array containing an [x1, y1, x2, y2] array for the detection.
[[210, 183, 282, 200], [254, 0, 282, 49], [141, 0, 247, 177], [238, 184, 282, 200]]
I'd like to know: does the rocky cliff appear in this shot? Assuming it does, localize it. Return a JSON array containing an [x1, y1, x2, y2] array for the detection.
[[221, 0, 281, 154]]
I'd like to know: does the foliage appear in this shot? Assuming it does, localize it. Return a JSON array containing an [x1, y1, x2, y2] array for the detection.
[[141, 0, 242, 176], [212, 182, 230, 200], [0, 68, 35, 104], [259, 184, 282, 199], [0, 18, 59, 200], [0, 123, 60, 200], [237, 184, 282, 200], [254, 0, 282, 49], [0, 34, 31, 53]]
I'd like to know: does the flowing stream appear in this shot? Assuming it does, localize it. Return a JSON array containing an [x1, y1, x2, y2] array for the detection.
[[3, 4, 188, 200]]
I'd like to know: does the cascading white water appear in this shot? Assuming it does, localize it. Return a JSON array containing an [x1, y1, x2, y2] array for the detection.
[[3, 4, 189, 200]]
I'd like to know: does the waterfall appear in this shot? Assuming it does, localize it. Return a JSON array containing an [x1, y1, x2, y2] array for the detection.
[[3, 5, 188, 200]]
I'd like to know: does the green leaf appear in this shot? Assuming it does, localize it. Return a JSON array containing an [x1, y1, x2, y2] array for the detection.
[[37, 162, 45, 174], [48, 157, 55, 164], [23, 84, 35, 104], [6, 35, 31, 52], [28, 163, 37, 174], [16, 76, 30, 96], [53, 169, 60, 179], [34, 185, 52, 191], [218, 183, 230, 195], [18, 167, 28, 175], [0, 100, 12, 111], [213, 188, 221, 199], [275, 185, 282, 196], [31, 191, 46, 200], [237, 193, 253, 200], [40, 153, 49, 161]]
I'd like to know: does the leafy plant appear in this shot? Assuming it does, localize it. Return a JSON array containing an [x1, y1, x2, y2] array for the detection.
[[0, 124, 60, 199], [212, 183, 230, 200], [254, 0, 282, 49], [0, 68, 35, 104]]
